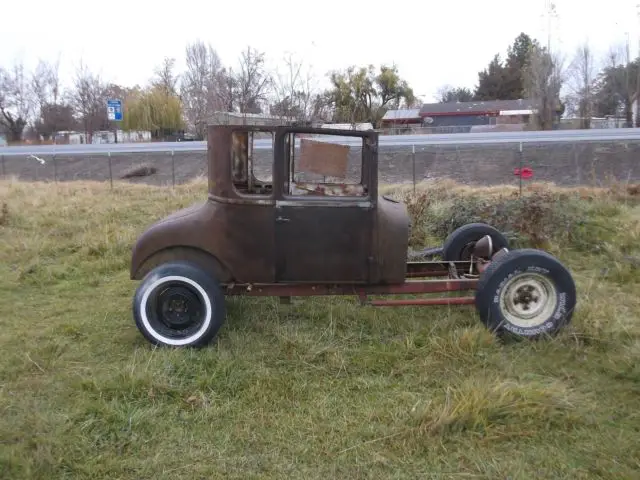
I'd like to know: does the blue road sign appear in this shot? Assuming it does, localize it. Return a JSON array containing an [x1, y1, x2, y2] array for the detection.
[[107, 99, 122, 121]]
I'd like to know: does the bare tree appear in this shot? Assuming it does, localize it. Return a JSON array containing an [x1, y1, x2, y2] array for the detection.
[[30, 58, 75, 140], [152, 57, 180, 96], [180, 40, 227, 138], [604, 44, 625, 70], [68, 61, 109, 142], [566, 42, 598, 128], [31, 58, 61, 107], [0, 59, 33, 142], [216, 68, 236, 113], [524, 45, 565, 130], [613, 39, 639, 127], [234, 46, 272, 114], [309, 92, 333, 123], [270, 52, 316, 122]]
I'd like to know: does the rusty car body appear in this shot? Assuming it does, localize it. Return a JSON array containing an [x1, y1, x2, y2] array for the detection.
[[129, 124, 577, 348]]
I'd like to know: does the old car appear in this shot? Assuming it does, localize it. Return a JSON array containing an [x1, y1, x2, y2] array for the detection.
[[129, 124, 577, 347]]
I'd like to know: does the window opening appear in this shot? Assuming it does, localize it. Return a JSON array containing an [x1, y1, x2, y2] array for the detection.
[[231, 130, 274, 195], [284, 132, 367, 197]]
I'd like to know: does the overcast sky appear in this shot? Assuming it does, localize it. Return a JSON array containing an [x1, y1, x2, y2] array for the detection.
[[2, 0, 640, 102]]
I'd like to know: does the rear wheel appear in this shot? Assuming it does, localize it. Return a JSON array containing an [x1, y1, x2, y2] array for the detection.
[[442, 223, 509, 261], [132, 261, 226, 347], [475, 249, 576, 339]]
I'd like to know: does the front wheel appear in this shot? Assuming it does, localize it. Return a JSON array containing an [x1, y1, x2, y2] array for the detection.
[[132, 261, 226, 347], [475, 249, 576, 339]]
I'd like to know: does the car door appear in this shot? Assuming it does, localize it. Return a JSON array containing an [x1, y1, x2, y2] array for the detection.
[[273, 128, 376, 284]]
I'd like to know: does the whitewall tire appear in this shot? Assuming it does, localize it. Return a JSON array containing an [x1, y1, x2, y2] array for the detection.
[[132, 261, 226, 347]]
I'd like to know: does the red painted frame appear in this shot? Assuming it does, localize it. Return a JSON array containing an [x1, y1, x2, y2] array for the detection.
[[222, 260, 481, 307]]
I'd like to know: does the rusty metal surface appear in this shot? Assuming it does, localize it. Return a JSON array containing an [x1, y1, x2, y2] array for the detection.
[[290, 182, 366, 196], [297, 138, 350, 178], [368, 297, 476, 306], [370, 196, 410, 284], [131, 123, 413, 287], [130, 199, 276, 283], [405, 261, 469, 277], [208, 125, 276, 202], [222, 278, 478, 296], [274, 202, 373, 283]]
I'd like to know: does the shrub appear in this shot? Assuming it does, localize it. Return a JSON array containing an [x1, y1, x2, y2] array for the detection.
[[401, 185, 631, 254]]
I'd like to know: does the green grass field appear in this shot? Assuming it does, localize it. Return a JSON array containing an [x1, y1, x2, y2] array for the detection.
[[1, 178, 640, 479]]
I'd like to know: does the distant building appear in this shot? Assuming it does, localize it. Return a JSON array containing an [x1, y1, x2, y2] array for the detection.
[[209, 111, 299, 126], [320, 122, 374, 131], [54, 131, 87, 144], [53, 130, 152, 144], [418, 99, 537, 129], [379, 108, 423, 128], [381, 99, 540, 132]]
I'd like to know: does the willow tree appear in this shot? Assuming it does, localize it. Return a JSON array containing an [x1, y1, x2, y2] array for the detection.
[[123, 86, 184, 138], [323, 64, 415, 126]]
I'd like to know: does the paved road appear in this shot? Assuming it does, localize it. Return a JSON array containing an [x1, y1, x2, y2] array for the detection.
[[3, 127, 640, 157]]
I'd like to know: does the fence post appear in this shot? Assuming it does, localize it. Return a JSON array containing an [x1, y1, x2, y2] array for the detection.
[[412, 144, 416, 193], [1, 155, 4, 179], [108, 151, 113, 189], [53, 154, 57, 183], [518, 142, 523, 196], [171, 150, 175, 188]]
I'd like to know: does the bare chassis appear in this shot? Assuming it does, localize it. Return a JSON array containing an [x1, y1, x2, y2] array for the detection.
[[222, 253, 493, 308]]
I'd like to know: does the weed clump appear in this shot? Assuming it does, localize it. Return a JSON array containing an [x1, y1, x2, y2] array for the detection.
[[410, 377, 585, 438], [0, 202, 8, 225], [400, 185, 631, 254]]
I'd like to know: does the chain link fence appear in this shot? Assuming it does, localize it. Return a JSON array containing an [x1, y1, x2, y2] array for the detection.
[[2, 138, 640, 189]]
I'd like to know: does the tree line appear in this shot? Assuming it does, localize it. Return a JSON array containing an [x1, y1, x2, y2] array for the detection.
[[438, 32, 640, 129], [3, 33, 638, 143], [0, 41, 417, 143]]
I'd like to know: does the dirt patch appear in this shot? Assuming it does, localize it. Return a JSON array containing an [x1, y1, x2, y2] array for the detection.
[[120, 163, 158, 179]]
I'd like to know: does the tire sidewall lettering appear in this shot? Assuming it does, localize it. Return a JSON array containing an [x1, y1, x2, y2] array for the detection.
[[483, 257, 573, 337], [553, 291, 567, 321], [503, 319, 555, 336], [526, 265, 549, 275], [492, 268, 523, 304]]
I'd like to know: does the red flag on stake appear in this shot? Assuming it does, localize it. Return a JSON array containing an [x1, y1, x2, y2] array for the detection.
[[513, 167, 533, 179]]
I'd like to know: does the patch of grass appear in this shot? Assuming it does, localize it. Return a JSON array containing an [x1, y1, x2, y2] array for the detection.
[[409, 375, 586, 437], [1, 177, 640, 479]]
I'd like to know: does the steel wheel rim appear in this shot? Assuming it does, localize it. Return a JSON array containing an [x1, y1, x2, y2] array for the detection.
[[498, 272, 558, 328], [156, 285, 203, 331], [141, 277, 211, 343]]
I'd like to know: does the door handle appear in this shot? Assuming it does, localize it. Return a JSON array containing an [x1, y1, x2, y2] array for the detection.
[[276, 216, 290, 223]]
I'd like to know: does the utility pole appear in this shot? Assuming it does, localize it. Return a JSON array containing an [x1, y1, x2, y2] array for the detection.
[[636, 4, 640, 126], [626, 32, 632, 127], [547, 0, 552, 52], [545, 0, 557, 52]]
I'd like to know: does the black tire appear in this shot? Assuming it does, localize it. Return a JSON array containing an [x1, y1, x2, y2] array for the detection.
[[475, 248, 576, 339], [442, 223, 509, 261], [132, 261, 226, 347]]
